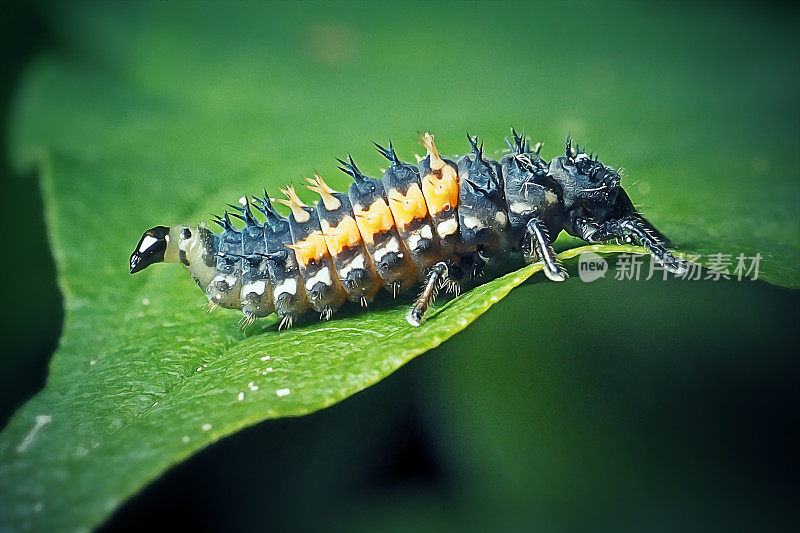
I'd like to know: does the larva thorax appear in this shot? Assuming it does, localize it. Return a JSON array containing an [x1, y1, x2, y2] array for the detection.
[[130, 129, 688, 329], [500, 131, 563, 262]]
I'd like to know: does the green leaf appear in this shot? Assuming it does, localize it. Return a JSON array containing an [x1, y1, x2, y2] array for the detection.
[[2, 2, 798, 532]]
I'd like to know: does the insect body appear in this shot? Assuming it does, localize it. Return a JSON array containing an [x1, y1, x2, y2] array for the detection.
[[130, 131, 687, 329]]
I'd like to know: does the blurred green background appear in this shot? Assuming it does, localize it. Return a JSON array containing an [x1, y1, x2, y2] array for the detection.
[[1, 1, 798, 532]]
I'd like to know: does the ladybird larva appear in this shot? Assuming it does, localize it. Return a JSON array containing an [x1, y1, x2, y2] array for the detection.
[[130, 130, 686, 329]]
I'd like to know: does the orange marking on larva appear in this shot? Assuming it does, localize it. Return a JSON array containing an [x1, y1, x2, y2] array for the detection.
[[387, 183, 428, 231], [353, 198, 395, 245], [421, 166, 459, 215], [320, 215, 362, 256], [287, 230, 328, 267]]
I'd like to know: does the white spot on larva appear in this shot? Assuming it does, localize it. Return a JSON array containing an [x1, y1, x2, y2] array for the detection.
[[212, 274, 236, 288], [242, 281, 266, 298], [201, 423, 212, 431], [305, 267, 332, 290], [260, 355, 270, 361], [16, 415, 52, 453], [339, 254, 366, 278], [182, 436, 190, 443], [196, 366, 202, 372], [138, 235, 157, 253], [374, 238, 400, 263], [237, 392, 245, 401], [275, 278, 297, 296], [407, 233, 422, 251], [239, 196, 247, 206], [463, 216, 483, 230], [90, 360, 96, 366], [437, 218, 458, 237], [409, 225, 433, 250], [509, 201, 530, 214], [152, 401, 159, 407], [253, 280, 267, 294], [142, 297, 151, 305], [276, 388, 291, 397], [266, 367, 273, 372], [495, 211, 508, 226]]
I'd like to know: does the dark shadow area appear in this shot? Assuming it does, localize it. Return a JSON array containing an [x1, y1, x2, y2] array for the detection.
[[0, 1, 61, 426]]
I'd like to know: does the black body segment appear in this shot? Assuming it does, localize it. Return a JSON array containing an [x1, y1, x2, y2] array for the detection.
[[501, 135, 557, 242], [499, 130, 563, 272], [233, 200, 275, 322], [253, 194, 308, 329], [208, 213, 243, 309], [455, 135, 511, 264]]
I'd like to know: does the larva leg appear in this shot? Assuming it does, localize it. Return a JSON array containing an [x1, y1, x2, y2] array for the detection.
[[406, 261, 451, 326], [525, 219, 568, 282], [590, 216, 687, 275]]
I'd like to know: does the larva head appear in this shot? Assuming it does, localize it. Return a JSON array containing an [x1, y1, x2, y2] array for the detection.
[[130, 226, 170, 273]]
